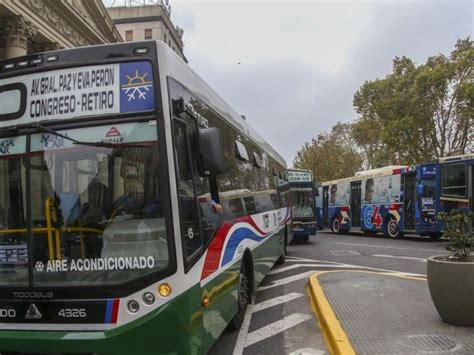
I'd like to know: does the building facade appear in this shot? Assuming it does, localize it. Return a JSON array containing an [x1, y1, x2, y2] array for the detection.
[[107, 3, 186, 62], [0, 0, 122, 60]]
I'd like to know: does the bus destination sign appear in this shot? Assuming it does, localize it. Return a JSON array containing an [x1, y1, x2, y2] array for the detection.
[[0, 61, 155, 126], [286, 170, 313, 183]]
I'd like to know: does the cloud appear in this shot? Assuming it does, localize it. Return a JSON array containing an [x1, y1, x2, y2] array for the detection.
[[171, 0, 473, 164]]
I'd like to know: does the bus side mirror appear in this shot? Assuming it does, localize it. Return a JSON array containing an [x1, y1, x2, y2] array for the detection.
[[197, 127, 224, 176], [417, 184, 424, 196]]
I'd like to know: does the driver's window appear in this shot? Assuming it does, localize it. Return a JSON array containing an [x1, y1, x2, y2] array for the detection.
[[173, 119, 203, 269]]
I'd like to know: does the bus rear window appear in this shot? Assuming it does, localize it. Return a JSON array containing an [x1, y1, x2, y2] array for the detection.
[[442, 164, 466, 197]]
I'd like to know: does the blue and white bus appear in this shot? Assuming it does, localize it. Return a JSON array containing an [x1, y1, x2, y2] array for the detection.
[[416, 154, 474, 238], [315, 182, 324, 230], [321, 166, 416, 238], [285, 169, 317, 241], [319, 154, 473, 239]]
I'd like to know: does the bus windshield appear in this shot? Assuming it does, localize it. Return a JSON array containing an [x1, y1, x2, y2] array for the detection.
[[0, 122, 170, 286], [291, 187, 315, 219]]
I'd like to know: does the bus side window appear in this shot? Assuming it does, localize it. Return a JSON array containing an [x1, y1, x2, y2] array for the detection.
[[228, 198, 244, 216], [244, 196, 256, 214], [173, 119, 203, 269]]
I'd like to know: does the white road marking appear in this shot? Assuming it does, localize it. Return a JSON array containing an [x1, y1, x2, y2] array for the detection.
[[372, 254, 427, 262], [269, 263, 358, 275], [331, 241, 442, 253], [289, 348, 327, 355], [252, 292, 304, 313], [258, 271, 316, 291], [244, 313, 312, 347], [286, 256, 348, 264], [335, 262, 426, 277], [262, 260, 426, 291], [285, 256, 321, 262], [232, 303, 254, 355]]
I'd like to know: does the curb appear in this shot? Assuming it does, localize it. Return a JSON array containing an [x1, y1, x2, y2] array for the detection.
[[307, 270, 426, 355], [307, 272, 355, 355]]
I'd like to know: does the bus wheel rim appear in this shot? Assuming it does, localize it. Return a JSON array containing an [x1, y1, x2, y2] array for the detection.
[[388, 220, 398, 237]]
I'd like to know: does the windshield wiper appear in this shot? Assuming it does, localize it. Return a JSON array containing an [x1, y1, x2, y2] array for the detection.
[[33, 124, 145, 148], [0, 126, 19, 139]]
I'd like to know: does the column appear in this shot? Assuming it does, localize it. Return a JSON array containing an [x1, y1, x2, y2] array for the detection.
[[2, 15, 37, 59]]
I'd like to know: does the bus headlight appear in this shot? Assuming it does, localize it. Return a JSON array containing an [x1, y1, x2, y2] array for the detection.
[[158, 283, 172, 297]]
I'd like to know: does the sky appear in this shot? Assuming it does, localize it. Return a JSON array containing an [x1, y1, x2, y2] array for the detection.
[[165, 0, 472, 165]]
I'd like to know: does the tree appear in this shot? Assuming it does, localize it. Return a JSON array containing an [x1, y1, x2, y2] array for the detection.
[[415, 38, 473, 156], [353, 56, 436, 167], [294, 37, 473, 181], [353, 37, 473, 167], [293, 122, 363, 182]]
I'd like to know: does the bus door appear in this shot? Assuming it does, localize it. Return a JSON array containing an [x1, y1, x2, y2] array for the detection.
[[403, 173, 416, 230], [170, 112, 220, 350], [350, 181, 361, 227], [173, 118, 205, 267], [323, 186, 329, 227]]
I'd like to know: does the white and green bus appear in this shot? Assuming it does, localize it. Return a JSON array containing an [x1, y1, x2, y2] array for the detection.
[[0, 41, 291, 354]]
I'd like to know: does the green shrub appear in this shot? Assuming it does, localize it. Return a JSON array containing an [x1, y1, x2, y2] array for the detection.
[[438, 210, 473, 260]]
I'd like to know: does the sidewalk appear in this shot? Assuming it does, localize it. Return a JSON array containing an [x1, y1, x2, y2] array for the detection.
[[307, 270, 474, 355]]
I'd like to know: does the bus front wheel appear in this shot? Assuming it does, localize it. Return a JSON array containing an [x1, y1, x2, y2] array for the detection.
[[228, 263, 251, 330], [383, 217, 401, 239], [332, 218, 342, 234], [429, 233, 442, 240]]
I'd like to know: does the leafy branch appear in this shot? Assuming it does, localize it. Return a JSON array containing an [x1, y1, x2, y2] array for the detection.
[[438, 210, 473, 260]]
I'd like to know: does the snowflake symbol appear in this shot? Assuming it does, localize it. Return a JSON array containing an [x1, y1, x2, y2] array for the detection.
[[121, 70, 153, 102], [35, 261, 44, 272], [123, 86, 151, 101]]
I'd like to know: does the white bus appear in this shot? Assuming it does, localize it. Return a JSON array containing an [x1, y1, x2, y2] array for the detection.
[[0, 41, 291, 354]]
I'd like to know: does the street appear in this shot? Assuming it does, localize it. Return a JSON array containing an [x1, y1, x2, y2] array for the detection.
[[209, 231, 449, 355]]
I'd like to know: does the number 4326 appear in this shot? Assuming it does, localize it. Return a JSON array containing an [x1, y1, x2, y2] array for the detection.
[[58, 308, 86, 318]]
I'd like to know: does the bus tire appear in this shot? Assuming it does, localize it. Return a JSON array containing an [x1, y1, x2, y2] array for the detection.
[[276, 231, 287, 265], [429, 233, 442, 240], [383, 217, 400, 238], [332, 218, 342, 234], [227, 262, 251, 331]]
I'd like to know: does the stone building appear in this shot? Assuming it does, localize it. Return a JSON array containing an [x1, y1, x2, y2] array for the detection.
[[0, 0, 122, 60], [107, 2, 186, 62]]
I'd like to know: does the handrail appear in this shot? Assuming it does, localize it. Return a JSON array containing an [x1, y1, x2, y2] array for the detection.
[[0, 194, 102, 262], [0, 227, 101, 235], [45, 197, 55, 261], [50, 201, 62, 261]]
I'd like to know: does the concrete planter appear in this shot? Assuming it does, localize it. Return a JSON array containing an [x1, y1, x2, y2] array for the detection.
[[427, 256, 474, 326]]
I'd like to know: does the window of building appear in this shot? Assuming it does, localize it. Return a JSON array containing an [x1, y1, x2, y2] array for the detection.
[[144, 29, 153, 40], [164, 33, 167, 42], [235, 140, 249, 161], [125, 30, 133, 41], [253, 152, 263, 168]]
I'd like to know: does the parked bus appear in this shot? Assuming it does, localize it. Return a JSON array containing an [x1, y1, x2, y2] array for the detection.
[[416, 154, 474, 237], [321, 166, 416, 238], [284, 169, 317, 241], [0, 41, 291, 355], [315, 182, 324, 230]]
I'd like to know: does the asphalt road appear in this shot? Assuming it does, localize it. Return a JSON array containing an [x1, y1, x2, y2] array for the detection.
[[209, 230, 449, 355]]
